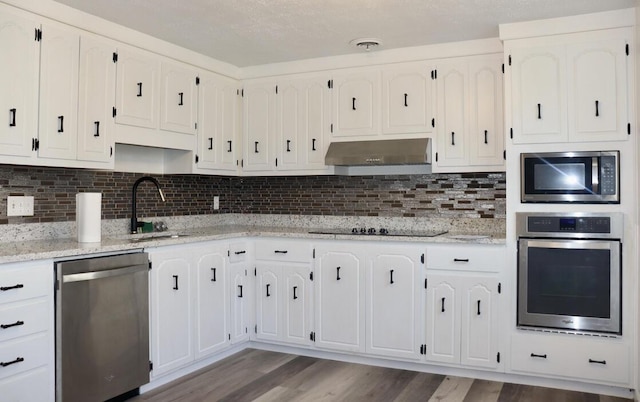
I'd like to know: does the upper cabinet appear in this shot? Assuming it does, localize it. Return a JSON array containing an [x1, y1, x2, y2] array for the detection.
[[115, 47, 160, 130], [242, 81, 277, 172], [505, 28, 632, 144], [331, 69, 380, 138], [160, 61, 198, 135]]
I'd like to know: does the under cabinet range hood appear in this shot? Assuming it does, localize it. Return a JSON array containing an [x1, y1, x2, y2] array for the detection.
[[325, 138, 431, 166]]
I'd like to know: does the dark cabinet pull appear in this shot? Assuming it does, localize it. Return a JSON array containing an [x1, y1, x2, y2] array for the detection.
[[477, 300, 481, 315], [595, 100, 599, 117], [93, 121, 100, 137], [352, 97, 356, 111], [208, 138, 213, 150], [238, 285, 243, 298], [312, 138, 317, 151], [589, 359, 606, 365], [293, 286, 298, 300], [266, 284, 271, 297], [286, 140, 291, 152], [274, 250, 288, 254], [227, 140, 233, 152], [451, 132, 455, 146], [441, 297, 446, 313], [234, 250, 246, 255], [254, 141, 259, 153], [0, 284, 24, 291], [404, 93, 408, 107], [1, 320, 24, 329], [484, 130, 488, 144], [537, 103, 541, 119], [336, 266, 341, 281], [531, 353, 547, 359], [9, 108, 16, 127], [0, 357, 24, 367], [211, 268, 216, 282], [57, 115, 64, 133], [453, 258, 469, 263], [172, 275, 179, 290], [137, 82, 143, 97], [178, 92, 184, 106], [390, 269, 394, 284]]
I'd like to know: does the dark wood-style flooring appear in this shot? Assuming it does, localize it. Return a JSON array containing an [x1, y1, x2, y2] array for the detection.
[[131, 349, 631, 402]]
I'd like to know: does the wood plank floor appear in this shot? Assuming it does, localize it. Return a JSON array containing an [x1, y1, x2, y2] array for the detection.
[[131, 349, 631, 402]]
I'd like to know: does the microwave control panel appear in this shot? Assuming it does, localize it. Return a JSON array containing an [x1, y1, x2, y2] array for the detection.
[[600, 155, 618, 195]]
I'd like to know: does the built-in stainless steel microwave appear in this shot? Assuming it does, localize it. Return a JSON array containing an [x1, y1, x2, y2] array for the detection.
[[521, 151, 619, 203]]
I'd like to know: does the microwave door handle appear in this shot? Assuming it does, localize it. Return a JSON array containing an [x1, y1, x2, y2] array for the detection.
[[592, 157, 599, 194]]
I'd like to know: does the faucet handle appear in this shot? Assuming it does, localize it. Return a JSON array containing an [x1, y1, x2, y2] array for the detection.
[[153, 221, 168, 232]]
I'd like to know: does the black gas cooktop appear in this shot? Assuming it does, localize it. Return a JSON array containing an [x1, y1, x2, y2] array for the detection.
[[308, 228, 448, 237]]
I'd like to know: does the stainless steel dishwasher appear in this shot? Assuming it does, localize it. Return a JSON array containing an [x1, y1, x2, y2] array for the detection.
[[55, 252, 150, 402]]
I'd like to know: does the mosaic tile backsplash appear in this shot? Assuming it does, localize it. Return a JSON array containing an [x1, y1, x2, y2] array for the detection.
[[0, 165, 505, 225]]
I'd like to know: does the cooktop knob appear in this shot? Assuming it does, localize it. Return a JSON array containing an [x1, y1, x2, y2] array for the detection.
[[360, 228, 367, 234], [379, 228, 389, 235], [368, 228, 376, 234], [351, 228, 358, 234]]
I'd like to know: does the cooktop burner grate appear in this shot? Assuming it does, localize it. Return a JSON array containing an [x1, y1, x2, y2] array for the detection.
[[308, 228, 448, 237]]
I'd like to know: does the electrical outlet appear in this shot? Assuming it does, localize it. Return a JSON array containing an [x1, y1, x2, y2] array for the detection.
[[213, 196, 220, 210], [7, 196, 34, 216]]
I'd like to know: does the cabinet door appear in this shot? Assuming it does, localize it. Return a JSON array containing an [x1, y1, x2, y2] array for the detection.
[[115, 47, 159, 129], [282, 265, 312, 346], [243, 82, 276, 171], [77, 35, 115, 164], [194, 247, 229, 359], [510, 46, 567, 143], [38, 22, 79, 160], [160, 61, 197, 135], [255, 265, 280, 342], [229, 264, 250, 344], [460, 276, 499, 369], [332, 70, 380, 137], [382, 64, 434, 135], [0, 9, 40, 158], [367, 252, 421, 360], [469, 58, 504, 167], [425, 274, 460, 364], [149, 249, 193, 377], [568, 37, 629, 142], [314, 248, 364, 353], [435, 63, 468, 167]]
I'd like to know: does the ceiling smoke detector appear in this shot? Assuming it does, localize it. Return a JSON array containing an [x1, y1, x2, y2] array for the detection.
[[350, 38, 382, 52]]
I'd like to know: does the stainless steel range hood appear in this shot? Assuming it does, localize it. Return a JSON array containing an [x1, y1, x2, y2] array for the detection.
[[325, 138, 431, 166]]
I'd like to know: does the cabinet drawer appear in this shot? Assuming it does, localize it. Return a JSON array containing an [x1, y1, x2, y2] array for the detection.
[[255, 240, 311, 263], [510, 332, 629, 385], [0, 366, 51, 402], [0, 264, 51, 305], [426, 244, 505, 272], [0, 299, 49, 342], [228, 242, 249, 263], [0, 334, 49, 381]]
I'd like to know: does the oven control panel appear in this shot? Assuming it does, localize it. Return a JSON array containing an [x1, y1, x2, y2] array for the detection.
[[527, 216, 610, 234]]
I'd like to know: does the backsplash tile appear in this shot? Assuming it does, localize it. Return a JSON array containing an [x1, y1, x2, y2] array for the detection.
[[0, 165, 505, 225]]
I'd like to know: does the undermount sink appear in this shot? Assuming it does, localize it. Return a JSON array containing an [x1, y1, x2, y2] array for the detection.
[[127, 234, 189, 243]]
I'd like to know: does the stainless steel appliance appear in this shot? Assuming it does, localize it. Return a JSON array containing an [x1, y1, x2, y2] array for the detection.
[[309, 227, 448, 237], [517, 212, 623, 335], [55, 252, 150, 402], [520, 151, 619, 203]]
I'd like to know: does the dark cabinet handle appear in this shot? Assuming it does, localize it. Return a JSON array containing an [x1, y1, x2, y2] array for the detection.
[[57, 116, 64, 133], [595, 100, 599, 117], [234, 250, 246, 255], [227, 140, 233, 153], [0, 284, 24, 291], [441, 297, 446, 313], [531, 353, 547, 359], [0, 357, 24, 367], [312, 138, 317, 151], [254, 141, 259, 153], [451, 132, 455, 146], [9, 108, 16, 127], [352, 97, 356, 111], [404, 93, 408, 107], [286, 140, 291, 152], [453, 258, 469, 263], [208, 138, 213, 150], [238, 285, 243, 298], [537, 103, 541, 119], [137, 82, 143, 97], [390, 269, 394, 284], [336, 266, 341, 281], [274, 250, 288, 254], [172, 275, 179, 290], [266, 284, 271, 297], [211, 268, 216, 282], [293, 286, 298, 300], [477, 300, 481, 315], [178, 92, 184, 106], [94, 121, 100, 137], [589, 359, 606, 365], [1, 320, 24, 329], [484, 130, 488, 144]]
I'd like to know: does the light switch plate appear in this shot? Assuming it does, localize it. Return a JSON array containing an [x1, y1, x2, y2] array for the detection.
[[7, 196, 34, 216], [213, 196, 220, 210]]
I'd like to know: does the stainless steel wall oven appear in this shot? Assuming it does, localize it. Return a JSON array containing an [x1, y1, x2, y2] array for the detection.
[[517, 212, 623, 335]]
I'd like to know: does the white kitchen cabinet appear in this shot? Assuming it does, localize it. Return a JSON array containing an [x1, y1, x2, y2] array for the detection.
[[331, 69, 381, 137], [242, 81, 277, 171], [0, 6, 40, 159], [115, 46, 160, 129], [281, 265, 312, 346], [255, 265, 281, 342], [314, 243, 366, 353], [506, 28, 631, 144], [37, 21, 79, 161], [382, 63, 435, 135], [160, 61, 197, 135], [195, 71, 240, 174], [433, 55, 504, 172], [425, 274, 459, 364], [76, 34, 116, 165], [366, 249, 423, 361], [228, 242, 251, 344]]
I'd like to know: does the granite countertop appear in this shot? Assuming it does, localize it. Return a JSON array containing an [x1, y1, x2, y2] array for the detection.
[[0, 223, 505, 264]]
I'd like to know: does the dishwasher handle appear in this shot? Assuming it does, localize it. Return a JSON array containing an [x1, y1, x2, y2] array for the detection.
[[62, 264, 148, 283]]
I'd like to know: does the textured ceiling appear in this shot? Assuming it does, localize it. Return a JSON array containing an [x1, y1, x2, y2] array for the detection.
[[52, 0, 636, 67]]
